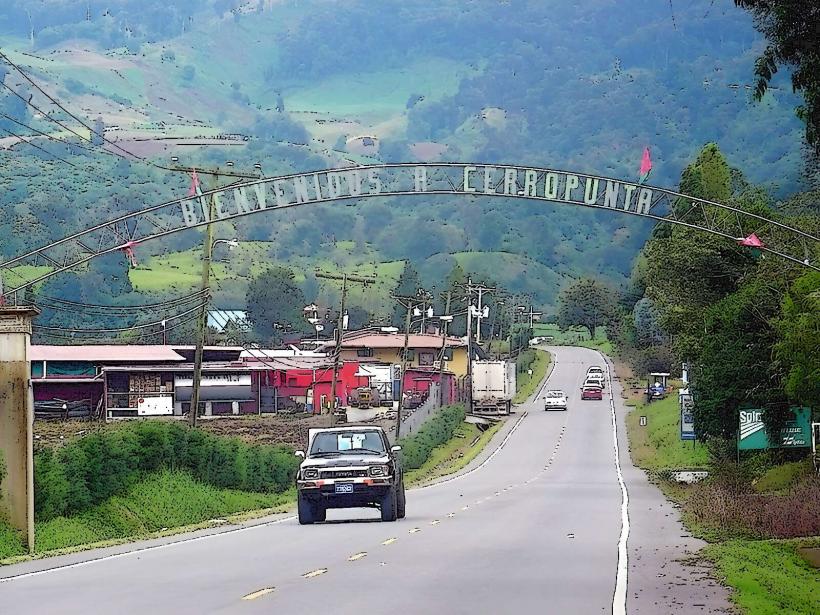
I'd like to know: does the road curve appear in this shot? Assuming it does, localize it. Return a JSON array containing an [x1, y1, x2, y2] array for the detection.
[[0, 347, 728, 614]]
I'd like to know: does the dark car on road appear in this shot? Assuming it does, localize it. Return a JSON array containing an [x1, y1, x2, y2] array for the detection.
[[581, 385, 603, 400], [295, 426, 406, 524]]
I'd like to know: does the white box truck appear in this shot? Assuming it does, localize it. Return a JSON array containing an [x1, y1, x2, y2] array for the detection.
[[471, 360, 516, 415]]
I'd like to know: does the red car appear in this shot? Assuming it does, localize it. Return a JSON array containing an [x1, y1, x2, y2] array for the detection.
[[581, 385, 603, 400]]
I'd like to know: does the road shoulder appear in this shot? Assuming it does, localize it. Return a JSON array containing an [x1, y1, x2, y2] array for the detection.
[[602, 353, 735, 614]]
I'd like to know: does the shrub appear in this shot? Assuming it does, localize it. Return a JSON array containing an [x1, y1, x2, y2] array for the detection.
[[399, 404, 466, 470], [34, 422, 299, 521]]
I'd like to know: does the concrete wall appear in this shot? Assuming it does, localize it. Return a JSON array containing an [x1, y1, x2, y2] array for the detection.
[[0, 307, 37, 550], [388, 383, 442, 442]]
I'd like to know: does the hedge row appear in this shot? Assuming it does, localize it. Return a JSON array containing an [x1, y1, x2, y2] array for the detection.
[[34, 422, 299, 521], [399, 404, 466, 470]]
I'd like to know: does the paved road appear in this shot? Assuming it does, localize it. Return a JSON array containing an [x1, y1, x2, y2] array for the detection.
[[0, 347, 730, 614]]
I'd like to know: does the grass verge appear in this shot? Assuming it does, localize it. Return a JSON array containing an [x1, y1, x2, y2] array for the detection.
[[1, 470, 294, 563], [405, 421, 502, 487], [513, 349, 551, 404], [704, 538, 820, 615], [625, 394, 710, 471]]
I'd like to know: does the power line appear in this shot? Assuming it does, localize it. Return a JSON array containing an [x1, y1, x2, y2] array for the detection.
[[0, 107, 120, 179], [33, 302, 205, 334], [0, 52, 262, 180], [35, 289, 209, 313], [0, 50, 163, 167], [0, 125, 80, 169]]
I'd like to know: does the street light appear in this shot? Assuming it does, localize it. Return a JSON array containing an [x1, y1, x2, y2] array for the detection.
[[212, 238, 239, 251]]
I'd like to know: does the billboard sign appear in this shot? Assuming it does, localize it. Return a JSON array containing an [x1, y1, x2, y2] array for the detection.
[[738, 407, 812, 450], [679, 390, 695, 441]]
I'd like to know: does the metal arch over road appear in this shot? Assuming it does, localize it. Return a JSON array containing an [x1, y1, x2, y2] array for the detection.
[[1, 162, 819, 295]]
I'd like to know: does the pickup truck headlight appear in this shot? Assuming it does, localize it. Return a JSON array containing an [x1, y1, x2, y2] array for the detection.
[[368, 465, 390, 478], [302, 467, 319, 480]]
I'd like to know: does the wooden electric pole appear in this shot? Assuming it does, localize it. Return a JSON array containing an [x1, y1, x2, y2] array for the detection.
[[393, 289, 432, 440], [315, 271, 375, 426]]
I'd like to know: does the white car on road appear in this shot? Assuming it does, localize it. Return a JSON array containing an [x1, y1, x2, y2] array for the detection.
[[544, 390, 568, 411]]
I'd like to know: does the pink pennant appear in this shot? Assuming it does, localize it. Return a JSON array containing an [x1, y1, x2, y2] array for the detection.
[[118, 240, 139, 267], [639, 147, 652, 178], [737, 233, 764, 248], [188, 169, 200, 197]]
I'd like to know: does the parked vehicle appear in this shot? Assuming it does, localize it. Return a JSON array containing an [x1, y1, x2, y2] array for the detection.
[[544, 390, 568, 411], [581, 385, 603, 400], [295, 426, 405, 524], [348, 386, 382, 409], [471, 360, 516, 415]]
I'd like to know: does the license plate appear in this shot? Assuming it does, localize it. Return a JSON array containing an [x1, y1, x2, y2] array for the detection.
[[335, 483, 354, 494]]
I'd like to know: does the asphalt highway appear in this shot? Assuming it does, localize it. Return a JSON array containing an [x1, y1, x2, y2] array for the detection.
[[0, 347, 731, 614]]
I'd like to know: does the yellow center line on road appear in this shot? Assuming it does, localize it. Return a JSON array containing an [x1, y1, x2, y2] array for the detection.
[[348, 552, 368, 561], [409, 527, 421, 534], [382, 537, 397, 545], [302, 568, 328, 579], [242, 587, 275, 601]]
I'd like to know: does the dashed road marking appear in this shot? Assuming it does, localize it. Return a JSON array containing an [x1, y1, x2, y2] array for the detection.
[[430, 520, 440, 526], [348, 552, 367, 561], [382, 537, 397, 546], [242, 587, 275, 601], [302, 568, 327, 579], [460, 505, 469, 511], [447, 513, 456, 518], [409, 527, 421, 534]]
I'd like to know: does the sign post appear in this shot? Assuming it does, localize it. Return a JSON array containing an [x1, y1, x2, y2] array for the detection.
[[0, 305, 40, 553], [679, 389, 695, 441]]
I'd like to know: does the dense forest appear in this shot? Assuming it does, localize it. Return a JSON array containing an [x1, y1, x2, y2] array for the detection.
[[0, 0, 815, 328]]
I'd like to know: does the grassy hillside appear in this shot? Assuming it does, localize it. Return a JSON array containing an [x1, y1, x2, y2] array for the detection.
[[130, 244, 574, 316]]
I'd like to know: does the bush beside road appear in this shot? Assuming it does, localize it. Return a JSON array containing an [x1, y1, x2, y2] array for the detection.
[[2, 404, 497, 563]]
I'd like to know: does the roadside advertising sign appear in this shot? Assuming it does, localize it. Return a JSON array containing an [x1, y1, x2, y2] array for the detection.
[[679, 389, 695, 441], [737, 407, 812, 451]]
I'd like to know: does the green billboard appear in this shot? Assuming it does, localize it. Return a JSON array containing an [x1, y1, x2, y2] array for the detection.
[[738, 407, 811, 451]]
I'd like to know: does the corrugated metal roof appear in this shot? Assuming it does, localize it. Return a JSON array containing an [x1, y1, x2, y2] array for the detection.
[[30, 345, 186, 362], [325, 332, 465, 350]]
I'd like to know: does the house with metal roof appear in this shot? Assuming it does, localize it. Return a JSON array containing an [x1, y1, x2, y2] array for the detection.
[[319, 328, 470, 377]]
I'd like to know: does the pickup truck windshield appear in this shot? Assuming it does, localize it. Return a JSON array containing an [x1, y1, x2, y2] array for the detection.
[[310, 431, 386, 456]]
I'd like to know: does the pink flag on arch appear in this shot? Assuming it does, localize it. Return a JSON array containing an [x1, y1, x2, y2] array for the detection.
[[737, 233, 765, 248], [188, 169, 201, 196], [638, 147, 652, 184]]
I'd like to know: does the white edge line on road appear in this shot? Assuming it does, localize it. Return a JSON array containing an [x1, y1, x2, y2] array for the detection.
[[0, 514, 298, 584], [600, 351, 629, 615]]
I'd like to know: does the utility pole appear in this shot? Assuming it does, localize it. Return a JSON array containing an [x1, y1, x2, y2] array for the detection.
[[521, 305, 543, 329], [188, 161, 257, 427], [466, 291, 473, 413], [316, 271, 375, 426], [393, 289, 432, 440], [189, 171, 217, 428], [438, 290, 452, 406], [463, 280, 494, 344]]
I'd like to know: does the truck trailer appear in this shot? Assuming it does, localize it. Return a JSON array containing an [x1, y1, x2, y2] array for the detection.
[[471, 360, 516, 415]]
